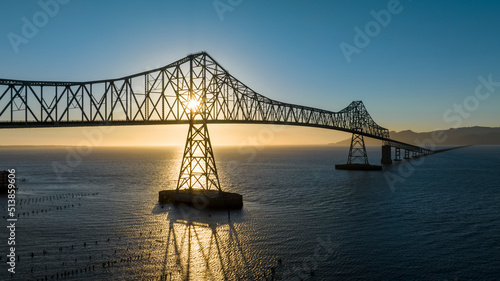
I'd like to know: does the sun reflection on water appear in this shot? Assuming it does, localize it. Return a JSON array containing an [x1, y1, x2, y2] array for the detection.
[[153, 209, 260, 281], [3, 147, 278, 281]]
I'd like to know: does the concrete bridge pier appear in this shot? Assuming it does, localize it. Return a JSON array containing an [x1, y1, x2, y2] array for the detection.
[[404, 149, 410, 159], [394, 147, 402, 161], [381, 144, 393, 164]]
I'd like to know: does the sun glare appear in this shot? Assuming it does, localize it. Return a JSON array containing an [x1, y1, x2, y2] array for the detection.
[[187, 99, 200, 111]]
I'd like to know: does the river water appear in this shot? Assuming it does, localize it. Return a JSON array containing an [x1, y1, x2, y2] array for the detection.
[[0, 145, 499, 280]]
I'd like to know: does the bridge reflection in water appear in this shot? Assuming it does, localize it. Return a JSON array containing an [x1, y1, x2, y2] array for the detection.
[[155, 207, 263, 281]]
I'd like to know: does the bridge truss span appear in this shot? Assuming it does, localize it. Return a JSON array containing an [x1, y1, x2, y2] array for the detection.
[[0, 52, 390, 140], [0, 52, 433, 182]]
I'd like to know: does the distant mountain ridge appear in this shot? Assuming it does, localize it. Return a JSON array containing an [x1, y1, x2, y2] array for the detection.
[[330, 126, 500, 146]]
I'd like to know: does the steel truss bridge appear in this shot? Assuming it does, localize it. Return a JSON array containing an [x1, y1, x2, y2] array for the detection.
[[0, 52, 432, 191]]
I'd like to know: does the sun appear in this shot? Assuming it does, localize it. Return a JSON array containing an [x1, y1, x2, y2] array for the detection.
[[186, 99, 200, 111]]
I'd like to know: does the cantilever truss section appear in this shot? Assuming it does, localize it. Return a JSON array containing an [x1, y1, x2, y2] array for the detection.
[[0, 52, 391, 140]]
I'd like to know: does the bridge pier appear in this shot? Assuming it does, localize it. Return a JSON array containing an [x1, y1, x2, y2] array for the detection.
[[412, 151, 423, 158], [335, 132, 382, 171], [381, 144, 393, 165], [394, 147, 401, 161], [404, 149, 410, 159]]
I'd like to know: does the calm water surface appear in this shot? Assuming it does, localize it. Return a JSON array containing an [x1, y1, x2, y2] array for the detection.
[[0, 145, 499, 280]]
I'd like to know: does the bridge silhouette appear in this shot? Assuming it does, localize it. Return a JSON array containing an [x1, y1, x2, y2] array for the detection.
[[0, 52, 432, 198]]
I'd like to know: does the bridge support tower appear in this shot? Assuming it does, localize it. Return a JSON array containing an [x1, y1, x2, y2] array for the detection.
[[404, 149, 410, 159], [394, 147, 401, 161], [335, 132, 382, 171], [381, 143, 393, 164], [159, 55, 242, 209]]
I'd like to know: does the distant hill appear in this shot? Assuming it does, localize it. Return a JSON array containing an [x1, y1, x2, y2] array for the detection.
[[329, 126, 500, 146]]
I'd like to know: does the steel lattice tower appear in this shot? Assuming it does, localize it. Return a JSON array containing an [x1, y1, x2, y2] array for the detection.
[[346, 101, 370, 165], [176, 55, 222, 192], [346, 132, 369, 165]]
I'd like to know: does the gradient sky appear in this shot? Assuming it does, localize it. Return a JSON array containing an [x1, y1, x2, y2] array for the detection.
[[0, 0, 499, 146]]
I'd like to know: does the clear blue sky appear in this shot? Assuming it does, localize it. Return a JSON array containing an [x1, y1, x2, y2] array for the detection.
[[0, 0, 499, 145]]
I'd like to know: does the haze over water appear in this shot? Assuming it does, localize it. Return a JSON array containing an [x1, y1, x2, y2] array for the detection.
[[0, 145, 499, 280]]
